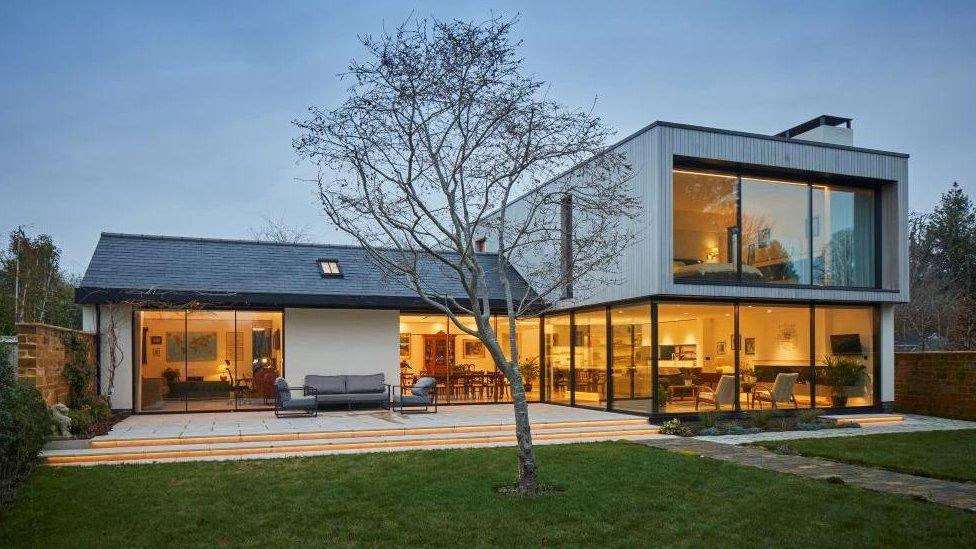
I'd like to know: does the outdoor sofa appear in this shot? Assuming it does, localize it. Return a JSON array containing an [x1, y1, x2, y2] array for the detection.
[[303, 373, 390, 409]]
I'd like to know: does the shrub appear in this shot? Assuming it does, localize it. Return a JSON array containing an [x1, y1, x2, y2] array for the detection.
[[659, 418, 692, 437], [746, 409, 775, 430], [1, 354, 53, 507], [698, 410, 720, 429], [62, 333, 94, 409], [797, 408, 824, 424], [81, 396, 111, 423], [66, 408, 94, 435]]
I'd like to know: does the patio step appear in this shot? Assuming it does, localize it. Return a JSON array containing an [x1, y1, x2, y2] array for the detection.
[[44, 423, 661, 466], [87, 417, 649, 449]]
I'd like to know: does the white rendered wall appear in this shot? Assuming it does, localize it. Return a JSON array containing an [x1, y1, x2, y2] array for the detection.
[[283, 308, 399, 389], [880, 303, 895, 404], [98, 303, 134, 410]]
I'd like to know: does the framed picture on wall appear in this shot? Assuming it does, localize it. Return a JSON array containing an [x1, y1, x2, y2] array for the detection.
[[744, 337, 756, 355], [399, 333, 411, 359], [150, 336, 162, 345], [152, 348, 160, 357], [463, 340, 485, 358], [730, 334, 738, 351], [716, 340, 726, 356]]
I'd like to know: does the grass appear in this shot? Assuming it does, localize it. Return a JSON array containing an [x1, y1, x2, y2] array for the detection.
[[756, 429, 976, 483], [2, 442, 974, 548]]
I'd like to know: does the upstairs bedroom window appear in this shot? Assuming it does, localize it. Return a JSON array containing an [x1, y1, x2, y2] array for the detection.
[[672, 164, 878, 288]]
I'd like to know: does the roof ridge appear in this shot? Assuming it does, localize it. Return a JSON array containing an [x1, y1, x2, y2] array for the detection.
[[97, 232, 499, 256]]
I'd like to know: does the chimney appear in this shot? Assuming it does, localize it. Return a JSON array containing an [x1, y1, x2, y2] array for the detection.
[[775, 115, 853, 147]]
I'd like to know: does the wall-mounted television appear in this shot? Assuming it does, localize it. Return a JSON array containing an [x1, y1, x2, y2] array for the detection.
[[830, 334, 862, 355]]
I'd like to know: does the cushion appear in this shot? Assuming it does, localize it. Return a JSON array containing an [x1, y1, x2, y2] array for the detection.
[[411, 377, 437, 396], [305, 375, 346, 395], [274, 378, 291, 402], [345, 373, 385, 394], [313, 392, 388, 404], [393, 394, 430, 406], [281, 396, 316, 410]]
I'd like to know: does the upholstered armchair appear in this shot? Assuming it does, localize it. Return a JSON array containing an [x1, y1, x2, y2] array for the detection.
[[391, 376, 438, 413], [695, 375, 735, 410], [752, 372, 799, 409]]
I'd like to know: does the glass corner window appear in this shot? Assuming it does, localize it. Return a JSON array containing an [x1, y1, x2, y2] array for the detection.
[[672, 166, 878, 289]]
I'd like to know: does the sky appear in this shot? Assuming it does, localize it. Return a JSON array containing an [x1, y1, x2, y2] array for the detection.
[[1, 0, 974, 274]]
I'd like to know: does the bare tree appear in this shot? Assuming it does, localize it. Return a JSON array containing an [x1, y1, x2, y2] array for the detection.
[[249, 214, 311, 244], [294, 16, 639, 493]]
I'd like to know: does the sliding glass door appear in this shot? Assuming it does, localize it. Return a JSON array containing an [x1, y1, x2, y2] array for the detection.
[[134, 309, 284, 413]]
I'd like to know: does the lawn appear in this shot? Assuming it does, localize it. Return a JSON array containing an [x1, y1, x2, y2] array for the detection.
[[755, 429, 976, 483], [1, 442, 974, 548]]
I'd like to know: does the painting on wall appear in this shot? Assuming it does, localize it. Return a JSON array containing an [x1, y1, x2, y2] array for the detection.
[[399, 333, 412, 359], [716, 340, 726, 356], [166, 332, 217, 362], [744, 337, 756, 355], [150, 336, 163, 345], [462, 339, 485, 358]]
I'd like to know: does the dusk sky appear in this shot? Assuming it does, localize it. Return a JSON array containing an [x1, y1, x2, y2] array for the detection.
[[2, 0, 974, 274]]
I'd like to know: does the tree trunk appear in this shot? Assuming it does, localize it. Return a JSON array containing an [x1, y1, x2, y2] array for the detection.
[[507, 363, 537, 493]]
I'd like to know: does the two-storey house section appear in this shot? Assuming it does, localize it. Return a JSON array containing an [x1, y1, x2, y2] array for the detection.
[[479, 115, 908, 417]]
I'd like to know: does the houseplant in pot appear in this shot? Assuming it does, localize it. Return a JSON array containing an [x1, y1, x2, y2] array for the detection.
[[518, 356, 540, 393], [818, 355, 865, 407]]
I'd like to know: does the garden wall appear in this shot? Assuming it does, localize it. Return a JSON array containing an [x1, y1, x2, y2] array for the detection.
[[16, 323, 96, 406], [894, 352, 976, 421]]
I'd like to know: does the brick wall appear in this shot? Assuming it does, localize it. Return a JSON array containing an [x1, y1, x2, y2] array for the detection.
[[895, 352, 976, 421], [17, 323, 96, 406]]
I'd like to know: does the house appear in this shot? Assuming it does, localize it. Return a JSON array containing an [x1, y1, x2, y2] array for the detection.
[[77, 115, 908, 417]]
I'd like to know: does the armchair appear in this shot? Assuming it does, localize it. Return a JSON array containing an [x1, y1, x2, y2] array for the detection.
[[695, 375, 735, 410], [274, 378, 318, 418], [391, 376, 438, 413]]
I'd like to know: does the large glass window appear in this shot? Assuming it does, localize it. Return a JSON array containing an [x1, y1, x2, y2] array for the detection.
[[134, 309, 283, 413], [544, 313, 571, 404], [738, 304, 812, 409], [611, 302, 651, 414], [573, 309, 607, 408], [672, 167, 878, 288], [656, 302, 735, 413], [398, 313, 541, 404], [741, 178, 810, 284], [812, 185, 876, 287], [814, 306, 875, 408], [672, 170, 739, 281]]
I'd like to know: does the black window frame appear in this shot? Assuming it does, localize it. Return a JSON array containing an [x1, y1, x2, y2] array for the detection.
[[317, 258, 343, 278]]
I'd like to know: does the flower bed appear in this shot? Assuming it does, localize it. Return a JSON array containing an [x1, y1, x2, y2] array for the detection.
[[658, 409, 861, 437]]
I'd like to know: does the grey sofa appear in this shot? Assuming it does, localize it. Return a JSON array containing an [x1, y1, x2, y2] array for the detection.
[[303, 374, 389, 409]]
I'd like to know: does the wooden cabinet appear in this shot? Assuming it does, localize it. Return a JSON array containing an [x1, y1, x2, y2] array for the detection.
[[422, 333, 456, 375]]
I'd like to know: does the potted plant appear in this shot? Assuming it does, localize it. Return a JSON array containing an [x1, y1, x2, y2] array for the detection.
[[518, 356, 540, 392], [818, 355, 865, 407], [162, 367, 180, 386]]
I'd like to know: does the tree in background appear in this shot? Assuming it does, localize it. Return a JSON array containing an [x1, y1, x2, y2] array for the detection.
[[896, 183, 976, 350], [0, 227, 79, 335], [249, 215, 312, 244]]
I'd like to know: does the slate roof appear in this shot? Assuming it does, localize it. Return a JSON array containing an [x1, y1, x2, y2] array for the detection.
[[76, 233, 530, 310]]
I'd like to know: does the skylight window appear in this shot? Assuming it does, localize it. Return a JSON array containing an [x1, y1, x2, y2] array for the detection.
[[318, 259, 342, 277]]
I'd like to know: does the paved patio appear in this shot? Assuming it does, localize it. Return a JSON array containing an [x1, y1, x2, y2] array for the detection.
[[96, 403, 645, 441]]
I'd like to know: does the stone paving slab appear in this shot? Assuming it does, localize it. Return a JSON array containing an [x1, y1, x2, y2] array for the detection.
[[638, 437, 976, 512]]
